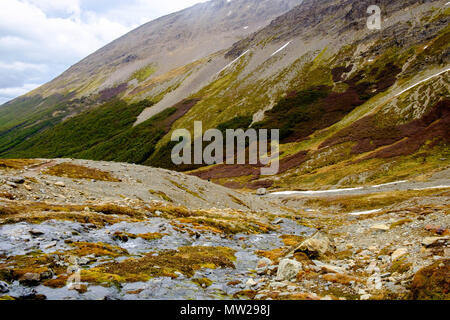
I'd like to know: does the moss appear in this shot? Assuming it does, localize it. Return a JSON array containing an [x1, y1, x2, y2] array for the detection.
[[149, 189, 173, 202], [43, 163, 121, 182], [256, 248, 286, 263], [228, 194, 250, 209], [0, 159, 41, 170], [410, 259, 449, 300], [192, 277, 213, 288], [280, 235, 304, 247], [0, 295, 15, 300], [112, 231, 166, 242], [390, 219, 413, 229], [130, 64, 157, 82], [65, 242, 129, 258], [75, 246, 235, 286], [168, 180, 204, 200], [389, 257, 412, 274]]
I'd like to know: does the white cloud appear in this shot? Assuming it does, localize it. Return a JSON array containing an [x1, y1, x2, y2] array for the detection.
[[0, 0, 209, 105]]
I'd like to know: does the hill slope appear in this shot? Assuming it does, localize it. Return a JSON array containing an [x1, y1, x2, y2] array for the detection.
[[0, 0, 449, 191]]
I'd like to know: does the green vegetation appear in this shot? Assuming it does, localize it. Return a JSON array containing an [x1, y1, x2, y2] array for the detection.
[[130, 64, 157, 82]]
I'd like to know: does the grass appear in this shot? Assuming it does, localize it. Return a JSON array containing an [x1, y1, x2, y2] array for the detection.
[[297, 188, 449, 214], [43, 163, 121, 182]]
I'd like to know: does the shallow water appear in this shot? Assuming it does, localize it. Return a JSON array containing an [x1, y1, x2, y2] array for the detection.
[[0, 217, 314, 300]]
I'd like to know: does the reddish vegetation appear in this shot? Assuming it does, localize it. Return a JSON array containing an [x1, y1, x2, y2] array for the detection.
[[321, 99, 450, 159], [191, 150, 309, 189], [99, 83, 128, 101], [158, 99, 200, 131]]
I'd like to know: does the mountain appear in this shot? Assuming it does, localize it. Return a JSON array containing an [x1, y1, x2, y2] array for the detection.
[[0, 0, 449, 191]]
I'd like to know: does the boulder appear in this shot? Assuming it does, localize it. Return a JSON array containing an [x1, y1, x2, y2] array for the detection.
[[19, 273, 41, 286], [422, 236, 449, 248], [276, 259, 303, 281], [294, 232, 333, 258]]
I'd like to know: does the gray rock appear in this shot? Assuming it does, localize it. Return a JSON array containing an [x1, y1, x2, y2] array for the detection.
[[8, 176, 25, 184], [295, 232, 333, 258], [276, 259, 303, 281]]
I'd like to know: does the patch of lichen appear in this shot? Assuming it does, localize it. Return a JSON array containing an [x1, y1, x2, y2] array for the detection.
[[410, 259, 449, 300], [81, 246, 236, 285], [43, 163, 121, 182]]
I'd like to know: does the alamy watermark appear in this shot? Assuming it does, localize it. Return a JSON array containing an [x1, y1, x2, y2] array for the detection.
[[367, 5, 381, 30], [171, 122, 280, 176]]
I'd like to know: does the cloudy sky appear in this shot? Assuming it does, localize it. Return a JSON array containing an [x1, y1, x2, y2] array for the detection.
[[0, 0, 209, 105]]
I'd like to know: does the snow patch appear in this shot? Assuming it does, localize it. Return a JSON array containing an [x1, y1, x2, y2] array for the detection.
[[271, 41, 292, 57]]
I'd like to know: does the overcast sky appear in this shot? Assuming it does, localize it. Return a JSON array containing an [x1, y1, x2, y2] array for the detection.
[[0, 0, 209, 105]]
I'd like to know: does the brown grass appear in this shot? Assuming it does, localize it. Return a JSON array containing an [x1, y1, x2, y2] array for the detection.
[[43, 163, 121, 182]]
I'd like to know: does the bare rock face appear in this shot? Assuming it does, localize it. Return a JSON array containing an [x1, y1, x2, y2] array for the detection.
[[294, 232, 333, 259]]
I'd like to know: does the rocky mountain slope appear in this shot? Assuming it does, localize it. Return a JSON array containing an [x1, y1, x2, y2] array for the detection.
[[0, 0, 449, 192]]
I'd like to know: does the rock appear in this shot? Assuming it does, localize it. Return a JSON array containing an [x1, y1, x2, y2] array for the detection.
[[0, 281, 9, 293], [366, 261, 378, 274], [391, 248, 408, 261], [312, 260, 345, 274], [257, 257, 273, 269], [256, 188, 267, 196], [8, 176, 25, 184], [246, 278, 257, 287], [422, 236, 449, 247], [24, 184, 32, 191], [29, 229, 44, 237], [370, 224, 390, 231], [425, 225, 449, 236], [44, 241, 57, 249], [54, 181, 66, 187], [6, 181, 17, 188], [19, 273, 41, 286], [360, 294, 371, 300], [294, 232, 332, 258], [40, 269, 54, 280], [276, 259, 303, 281], [272, 218, 284, 225]]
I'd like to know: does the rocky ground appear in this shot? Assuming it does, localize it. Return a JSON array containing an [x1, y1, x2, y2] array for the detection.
[[0, 159, 448, 300]]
